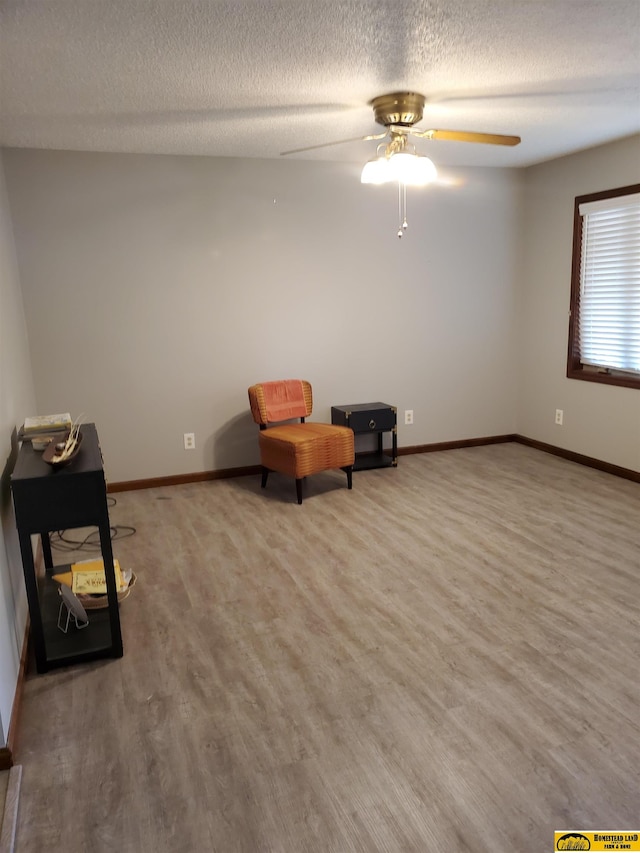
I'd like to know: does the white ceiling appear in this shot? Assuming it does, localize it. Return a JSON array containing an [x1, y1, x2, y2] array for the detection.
[[1, 0, 639, 168]]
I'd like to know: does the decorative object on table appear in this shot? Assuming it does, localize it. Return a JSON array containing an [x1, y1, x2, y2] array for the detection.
[[248, 379, 354, 504], [57, 585, 89, 634], [42, 419, 83, 468]]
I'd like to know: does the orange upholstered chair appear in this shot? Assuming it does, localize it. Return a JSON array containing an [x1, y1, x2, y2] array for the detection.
[[248, 380, 354, 504]]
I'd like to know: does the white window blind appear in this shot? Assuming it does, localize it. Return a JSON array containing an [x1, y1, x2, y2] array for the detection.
[[578, 193, 640, 374]]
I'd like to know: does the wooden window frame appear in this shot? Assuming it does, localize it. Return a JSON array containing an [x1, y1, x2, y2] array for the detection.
[[567, 183, 640, 390]]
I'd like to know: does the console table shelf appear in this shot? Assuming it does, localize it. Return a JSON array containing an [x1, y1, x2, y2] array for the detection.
[[11, 423, 123, 673]]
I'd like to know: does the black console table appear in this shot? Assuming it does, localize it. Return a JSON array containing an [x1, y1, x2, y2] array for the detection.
[[11, 423, 123, 673], [331, 402, 398, 471]]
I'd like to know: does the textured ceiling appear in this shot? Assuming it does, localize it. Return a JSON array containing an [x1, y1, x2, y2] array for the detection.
[[1, 0, 639, 168]]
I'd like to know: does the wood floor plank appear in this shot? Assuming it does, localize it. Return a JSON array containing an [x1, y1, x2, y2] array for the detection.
[[13, 444, 640, 852]]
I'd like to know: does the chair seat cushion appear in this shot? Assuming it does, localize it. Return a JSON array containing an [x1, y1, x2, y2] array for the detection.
[[259, 423, 354, 479]]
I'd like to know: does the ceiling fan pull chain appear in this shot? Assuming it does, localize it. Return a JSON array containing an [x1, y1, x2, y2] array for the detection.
[[398, 182, 408, 238], [402, 183, 408, 231]]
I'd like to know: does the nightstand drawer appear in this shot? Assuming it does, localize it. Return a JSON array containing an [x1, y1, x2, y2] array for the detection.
[[331, 402, 396, 433]]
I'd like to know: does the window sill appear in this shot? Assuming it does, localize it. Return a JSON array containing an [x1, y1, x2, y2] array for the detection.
[[567, 366, 640, 390]]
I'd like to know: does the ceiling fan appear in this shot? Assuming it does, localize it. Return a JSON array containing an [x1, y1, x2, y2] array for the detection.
[[280, 91, 521, 157], [281, 91, 521, 238]]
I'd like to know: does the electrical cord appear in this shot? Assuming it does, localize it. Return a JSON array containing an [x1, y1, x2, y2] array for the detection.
[[49, 496, 136, 552]]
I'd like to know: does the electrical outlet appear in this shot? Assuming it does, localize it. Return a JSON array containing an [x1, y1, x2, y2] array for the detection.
[[184, 433, 195, 450], [404, 410, 414, 425], [555, 409, 563, 426]]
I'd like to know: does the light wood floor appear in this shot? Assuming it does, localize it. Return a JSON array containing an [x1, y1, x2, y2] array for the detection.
[[14, 444, 640, 852]]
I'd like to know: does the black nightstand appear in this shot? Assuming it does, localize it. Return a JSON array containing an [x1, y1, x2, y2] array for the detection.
[[331, 402, 397, 471]]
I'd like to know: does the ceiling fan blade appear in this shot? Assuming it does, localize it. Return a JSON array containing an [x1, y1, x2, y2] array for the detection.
[[281, 131, 387, 156], [411, 128, 521, 146]]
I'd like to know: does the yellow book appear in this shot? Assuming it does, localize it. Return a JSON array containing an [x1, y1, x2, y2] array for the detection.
[[70, 558, 123, 595]]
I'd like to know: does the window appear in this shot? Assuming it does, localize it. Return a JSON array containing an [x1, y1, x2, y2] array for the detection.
[[567, 183, 640, 389]]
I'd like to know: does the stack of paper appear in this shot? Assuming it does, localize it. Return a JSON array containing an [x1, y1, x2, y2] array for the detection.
[[21, 413, 72, 438]]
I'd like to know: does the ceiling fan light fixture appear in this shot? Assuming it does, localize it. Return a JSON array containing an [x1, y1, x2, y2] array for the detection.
[[360, 157, 389, 184], [360, 152, 437, 186], [361, 150, 438, 239], [388, 152, 437, 186]]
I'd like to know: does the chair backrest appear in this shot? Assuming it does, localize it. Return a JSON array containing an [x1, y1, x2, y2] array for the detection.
[[248, 380, 313, 426]]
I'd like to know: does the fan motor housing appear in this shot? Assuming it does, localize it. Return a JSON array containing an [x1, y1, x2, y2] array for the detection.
[[370, 92, 426, 127]]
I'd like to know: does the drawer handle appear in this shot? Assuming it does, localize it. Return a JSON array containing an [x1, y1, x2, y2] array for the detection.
[[369, 419, 376, 429]]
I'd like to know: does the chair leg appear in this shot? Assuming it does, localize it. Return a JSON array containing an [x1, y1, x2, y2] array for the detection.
[[295, 478, 303, 505], [261, 467, 269, 489], [342, 466, 353, 490]]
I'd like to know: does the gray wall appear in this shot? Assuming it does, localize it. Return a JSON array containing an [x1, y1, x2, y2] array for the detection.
[[3, 150, 522, 483], [519, 134, 640, 471], [0, 151, 35, 741]]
